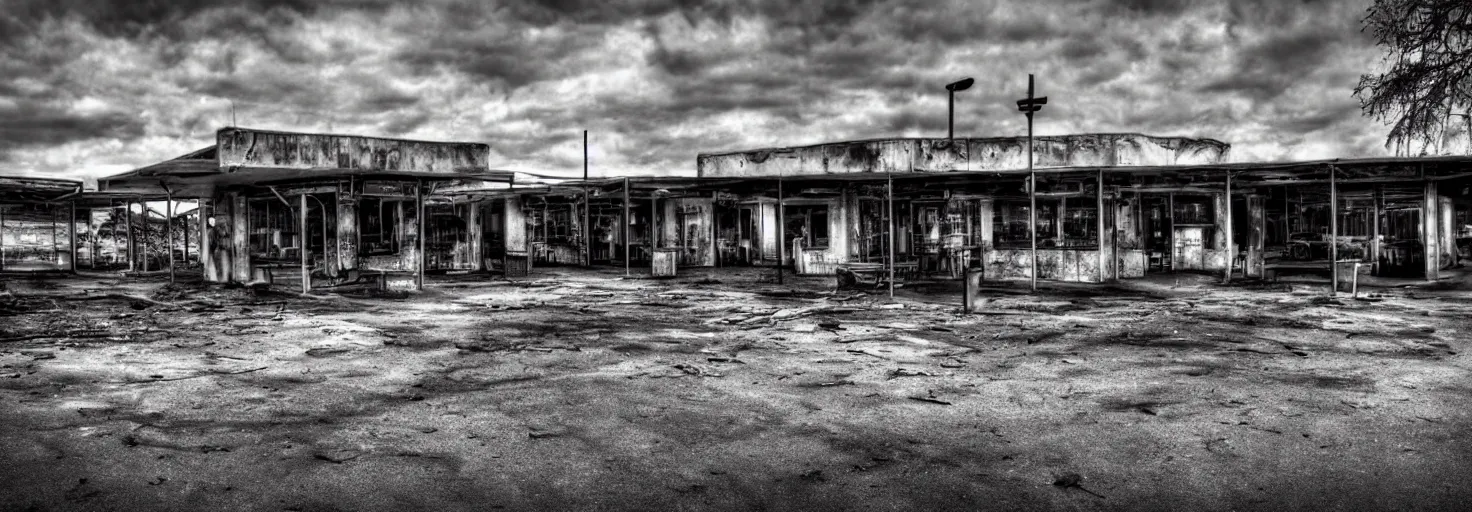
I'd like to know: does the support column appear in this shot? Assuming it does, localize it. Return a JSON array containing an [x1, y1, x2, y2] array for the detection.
[[231, 193, 252, 283], [300, 194, 310, 293], [166, 198, 175, 283], [776, 178, 784, 284], [1098, 170, 1106, 283], [1029, 174, 1038, 290], [886, 172, 895, 298], [416, 182, 425, 291], [1223, 172, 1233, 283], [1371, 186, 1382, 276], [199, 199, 214, 281], [467, 201, 483, 271], [1439, 193, 1455, 268], [1330, 166, 1338, 295], [125, 202, 135, 272], [1246, 195, 1265, 278], [336, 191, 358, 277], [1424, 180, 1439, 282], [623, 178, 631, 276], [69, 202, 77, 273]]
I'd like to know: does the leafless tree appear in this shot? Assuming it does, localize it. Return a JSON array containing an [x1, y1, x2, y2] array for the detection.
[[1355, 0, 1472, 155]]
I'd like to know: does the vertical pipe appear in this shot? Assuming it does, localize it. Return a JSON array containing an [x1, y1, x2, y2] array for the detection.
[[623, 177, 631, 276], [887, 172, 895, 299], [51, 205, 58, 266], [166, 197, 175, 283], [1223, 170, 1232, 284], [1330, 165, 1338, 295], [300, 194, 309, 293], [125, 202, 134, 272], [776, 177, 785, 284], [69, 201, 78, 273], [1098, 170, 1105, 283], [583, 130, 591, 267], [183, 202, 190, 265], [416, 182, 426, 291], [1371, 185, 1382, 276], [1167, 193, 1175, 272]]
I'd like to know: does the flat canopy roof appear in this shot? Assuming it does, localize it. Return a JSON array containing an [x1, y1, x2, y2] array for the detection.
[[0, 175, 84, 203], [94, 127, 514, 199]]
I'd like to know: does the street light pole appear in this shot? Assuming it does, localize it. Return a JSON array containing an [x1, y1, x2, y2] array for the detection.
[[1016, 74, 1048, 292], [945, 77, 974, 145]]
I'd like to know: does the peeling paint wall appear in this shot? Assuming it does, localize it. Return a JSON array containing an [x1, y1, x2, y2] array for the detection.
[[697, 134, 1230, 178], [217, 128, 488, 174]]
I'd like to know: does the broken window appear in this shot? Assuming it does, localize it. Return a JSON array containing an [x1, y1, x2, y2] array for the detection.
[[783, 205, 829, 249], [359, 197, 402, 256], [1059, 196, 1098, 248], [993, 201, 1055, 248]]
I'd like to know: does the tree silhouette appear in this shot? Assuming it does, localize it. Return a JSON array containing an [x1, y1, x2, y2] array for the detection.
[[1355, 0, 1472, 155]]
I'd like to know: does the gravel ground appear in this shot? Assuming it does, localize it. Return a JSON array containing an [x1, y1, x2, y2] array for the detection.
[[1, 269, 1469, 511]]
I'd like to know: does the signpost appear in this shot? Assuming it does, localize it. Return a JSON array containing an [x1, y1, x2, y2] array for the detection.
[[1016, 74, 1047, 292]]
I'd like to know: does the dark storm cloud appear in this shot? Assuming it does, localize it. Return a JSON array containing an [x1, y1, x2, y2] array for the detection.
[[0, 0, 1396, 177], [0, 104, 146, 150]]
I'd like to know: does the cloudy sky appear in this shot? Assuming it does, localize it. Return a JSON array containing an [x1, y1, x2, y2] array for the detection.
[[0, 0, 1388, 180]]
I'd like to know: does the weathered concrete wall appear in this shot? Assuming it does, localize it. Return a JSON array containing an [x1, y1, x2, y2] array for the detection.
[[984, 248, 1106, 283], [698, 134, 1230, 177], [217, 128, 489, 174], [336, 193, 358, 275], [505, 196, 527, 253]]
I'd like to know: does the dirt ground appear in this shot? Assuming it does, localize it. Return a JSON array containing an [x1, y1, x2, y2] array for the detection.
[[1, 267, 1469, 511]]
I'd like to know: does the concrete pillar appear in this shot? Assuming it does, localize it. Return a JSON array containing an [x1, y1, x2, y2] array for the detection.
[[504, 195, 526, 253], [1439, 194, 1456, 267], [1371, 186, 1383, 276], [1246, 195, 1265, 278], [467, 201, 483, 271], [231, 192, 252, 283], [977, 198, 994, 251], [199, 199, 214, 281], [336, 193, 359, 275], [1424, 181, 1439, 281]]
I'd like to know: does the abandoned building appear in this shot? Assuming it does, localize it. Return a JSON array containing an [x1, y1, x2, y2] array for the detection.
[[93, 127, 513, 290], [71, 129, 1472, 292], [471, 133, 1472, 289]]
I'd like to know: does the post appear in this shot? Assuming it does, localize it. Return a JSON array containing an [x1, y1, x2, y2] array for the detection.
[[1371, 185, 1382, 275], [1424, 180, 1440, 281], [416, 181, 426, 291], [199, 199, 212, 280], [1223, 170, 1233, 284], [0, 205, 5, 271], [887, 172, 896, 299], [125, 202, 135, 272], [1098, 169, 1105, 283], [166, 197, 175, 283], [623, 177, 631, 276], [1329, 165, 1338, 295], [1167, 193, 1175, 272], [299, 194, 309, 293], [776, 176, 785, 284], [583, 130, 591, 267], [947, 90, 954, 143], [1026, 76, 1038, 292], [182, 202, 190, 265], [69, 201, 78, 273]]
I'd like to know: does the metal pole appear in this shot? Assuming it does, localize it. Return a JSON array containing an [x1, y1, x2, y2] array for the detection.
[[776, 176, 785, 284], [166, 198, 175, 283], [69, 201, 78, 273], [1098, 169, 1105, 283], [300, 194, 309, 293], [887, 171, 896, 299], [1329, 165, 1338, 296], [1027, 76, 1037, 292], [1223, 170, 1232, 284], [125, 202, 134, 272], [623, 177, 631, 276], [583, 130, 591, 267], [416, 181, 426, 291], [948, 90, 954, 143], [51, 205, 58, 267]]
